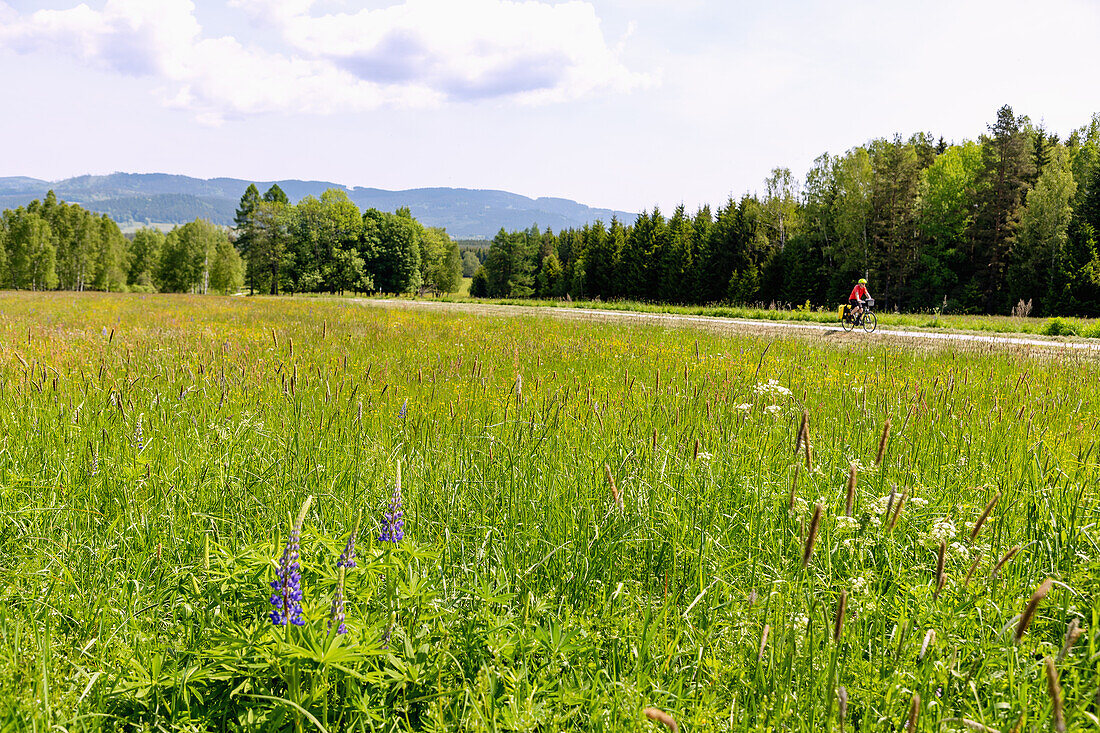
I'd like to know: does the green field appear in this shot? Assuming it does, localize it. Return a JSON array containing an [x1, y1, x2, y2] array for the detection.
[[1, 291, 1099, 731]]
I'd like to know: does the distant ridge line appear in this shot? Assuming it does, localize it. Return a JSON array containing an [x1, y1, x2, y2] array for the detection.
[[0, 172, 636, 239]]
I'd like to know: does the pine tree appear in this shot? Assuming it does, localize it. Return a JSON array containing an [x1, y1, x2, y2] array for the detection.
[[965, 105, 1035, 313], [235, 184, 261, 294], [263, 184, 289, 205]]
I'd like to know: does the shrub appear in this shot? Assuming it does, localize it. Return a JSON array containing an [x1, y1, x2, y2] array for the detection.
[[1043, 317, 1080, 336]]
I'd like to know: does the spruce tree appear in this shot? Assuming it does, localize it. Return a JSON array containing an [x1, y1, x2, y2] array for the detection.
[[965, 105, 1035, 313], [235, 184, 261, 294]]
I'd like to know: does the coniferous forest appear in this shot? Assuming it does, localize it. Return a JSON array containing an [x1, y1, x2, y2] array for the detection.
[[2, 106, 1099, 315], [477, 106, 1100, 316]]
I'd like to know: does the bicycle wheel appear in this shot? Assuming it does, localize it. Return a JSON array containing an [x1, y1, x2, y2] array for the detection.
[[841, 314, 855, 332], [861, 311, 877, 333]]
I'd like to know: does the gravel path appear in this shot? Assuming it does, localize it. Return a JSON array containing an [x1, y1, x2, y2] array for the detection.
[[355, 299, 1100, 355]]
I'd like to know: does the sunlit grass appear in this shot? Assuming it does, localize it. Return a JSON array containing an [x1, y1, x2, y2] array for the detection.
[[0, 291, 1098, 730]]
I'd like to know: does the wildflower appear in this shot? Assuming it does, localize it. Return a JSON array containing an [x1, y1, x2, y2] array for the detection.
[[871, 494, 894, 515], [836, 515, 860, 532], [764, 404, 782, 415], [397, 398, 408, 420], [923, 518, 957, 547], [910, 497, 928, 507], [379, 465, 404, 543], [337, 521, 359, 569], [270, 496, 313, 627], [90, 449, 99, 477], [328, 567, 348, 635], [134, 414, 144, 452], [790, 497, 809, 518], [753, 379, 792, 397], [948, 542, 969, 561], [734, 403, 753, 411]]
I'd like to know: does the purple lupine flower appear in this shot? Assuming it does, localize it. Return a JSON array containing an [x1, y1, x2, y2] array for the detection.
[[378, 484, 404, 543], [337, 525, 358, 569], [270, 497, 313, 626], [134, 414, 144, 452], [397, 398, 408, 420], [327, 567, 347, 635]]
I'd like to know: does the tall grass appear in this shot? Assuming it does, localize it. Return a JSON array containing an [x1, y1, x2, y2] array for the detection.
[[0, 291, 1098, 730]]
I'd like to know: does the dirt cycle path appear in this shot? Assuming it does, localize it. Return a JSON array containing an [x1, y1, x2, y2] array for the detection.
[[353, 298, 1100, 355]]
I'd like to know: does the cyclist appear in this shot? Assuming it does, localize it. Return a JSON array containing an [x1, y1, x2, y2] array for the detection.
[[848, 278, 871, 322]]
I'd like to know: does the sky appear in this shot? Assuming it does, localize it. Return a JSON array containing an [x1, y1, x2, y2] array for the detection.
[[1, 0, 1098, 213]]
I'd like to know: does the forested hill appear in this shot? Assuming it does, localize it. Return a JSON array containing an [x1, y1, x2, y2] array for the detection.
[[0, 173, 634, 238]]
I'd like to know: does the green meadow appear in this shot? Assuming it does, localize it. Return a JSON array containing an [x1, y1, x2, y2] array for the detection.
[[1, 291, 1098, 731]]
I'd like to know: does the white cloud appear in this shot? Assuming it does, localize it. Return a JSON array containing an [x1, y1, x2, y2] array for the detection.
[[231, 0, 649, 104], [0, 0, 648, 122]]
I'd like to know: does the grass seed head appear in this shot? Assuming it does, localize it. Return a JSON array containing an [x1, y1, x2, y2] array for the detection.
[[833, 590, 848, 641], [906, 692, 920, 733], [796, 410, 809, 454], [1015, 577, 1053, 643], [1045, 657, 1065, 733], [887, 491, 907, 531], [802, 503, 823, 568], [643, 707, 678, 733], [990, 545, 1021, 583], [845, 464, 857, 517], [934, 540, 946, 599], [1056, 618, 1082, 663], [919, 628, 935, 660], [875, 417, 891, 466], [963, 550, 983, 585], [970, 492, 1000, 542], [605, 463, 622, 508]]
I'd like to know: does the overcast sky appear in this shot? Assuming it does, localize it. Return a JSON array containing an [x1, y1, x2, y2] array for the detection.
[[1, 0, 1098, 213]]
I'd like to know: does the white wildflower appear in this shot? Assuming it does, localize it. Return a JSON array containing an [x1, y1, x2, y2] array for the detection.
[[948, 542, 969, 561], [871, 495, 895, 515], [764, 404, 782, 415], [836, 515, 860, 532], [735, 403, 753, 411], [851, 575, 871, 595], [923, 518, 957, 547], [753, 379, 792, 397]]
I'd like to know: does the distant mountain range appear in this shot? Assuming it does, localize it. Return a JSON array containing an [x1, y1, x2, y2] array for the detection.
[[0, 173, 636, 239]]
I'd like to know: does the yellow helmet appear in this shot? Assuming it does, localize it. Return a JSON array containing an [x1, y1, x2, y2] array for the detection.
[[858, 278, 867, 284]]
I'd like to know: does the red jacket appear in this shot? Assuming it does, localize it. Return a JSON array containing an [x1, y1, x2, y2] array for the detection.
[[849, 283, 869, 300]]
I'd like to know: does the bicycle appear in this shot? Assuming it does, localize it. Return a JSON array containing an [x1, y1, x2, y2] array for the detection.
[[840, 298, 877, 333]]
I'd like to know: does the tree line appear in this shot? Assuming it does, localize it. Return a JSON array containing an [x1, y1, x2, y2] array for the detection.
[[0, 185, 462, 296], [0, 190, 243, 294], [233, 184, 461, 296], [474, 106, 1100, 316]]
